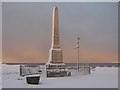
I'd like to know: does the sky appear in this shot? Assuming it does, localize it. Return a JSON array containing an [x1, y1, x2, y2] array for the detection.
[[0, 1, 2, 62], [2, 2, 118, 63]]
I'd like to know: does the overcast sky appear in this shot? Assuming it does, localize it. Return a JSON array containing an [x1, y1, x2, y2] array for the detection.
[[2, 2, 118, 63], [0, 1, 2, 62]]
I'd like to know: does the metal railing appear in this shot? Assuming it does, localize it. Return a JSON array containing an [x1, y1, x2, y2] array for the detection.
[[20, 65, 42, 76]]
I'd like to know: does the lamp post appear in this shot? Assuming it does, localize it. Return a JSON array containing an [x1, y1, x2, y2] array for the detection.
[[76, 37, 80, 71]]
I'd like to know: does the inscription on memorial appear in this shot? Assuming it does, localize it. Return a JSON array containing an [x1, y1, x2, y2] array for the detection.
[[51, 50, 62, 63]]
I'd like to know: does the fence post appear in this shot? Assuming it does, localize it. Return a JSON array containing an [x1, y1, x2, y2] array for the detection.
[[20, 65, 22, 76]]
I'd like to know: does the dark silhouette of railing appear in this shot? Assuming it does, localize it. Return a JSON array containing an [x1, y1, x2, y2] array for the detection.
[[20, 65, 42, 77]]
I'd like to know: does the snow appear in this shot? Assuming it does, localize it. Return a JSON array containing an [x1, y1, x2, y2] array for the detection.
[[2, 64, 118, 88], [25, 75, 40, 77]]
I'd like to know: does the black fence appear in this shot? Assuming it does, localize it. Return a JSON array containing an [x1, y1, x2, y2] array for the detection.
[[20, 65, 42, 76]]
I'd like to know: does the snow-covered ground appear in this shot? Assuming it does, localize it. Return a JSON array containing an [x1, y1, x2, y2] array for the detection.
[[1, 64, 118, 88]]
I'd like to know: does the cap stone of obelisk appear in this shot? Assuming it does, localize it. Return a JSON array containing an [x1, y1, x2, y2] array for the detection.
[[48, 6, 63, 64]]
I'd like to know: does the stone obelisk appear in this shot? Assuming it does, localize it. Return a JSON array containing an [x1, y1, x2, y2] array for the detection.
[[48, 6, 63, 64], [46, 7, 71, 77]]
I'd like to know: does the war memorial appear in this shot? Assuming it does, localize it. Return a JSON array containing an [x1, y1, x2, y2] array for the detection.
[[46, 6, 71, 77]]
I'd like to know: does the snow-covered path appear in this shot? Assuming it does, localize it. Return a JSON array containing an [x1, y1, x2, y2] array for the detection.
[[2, 64, 118, 88]]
